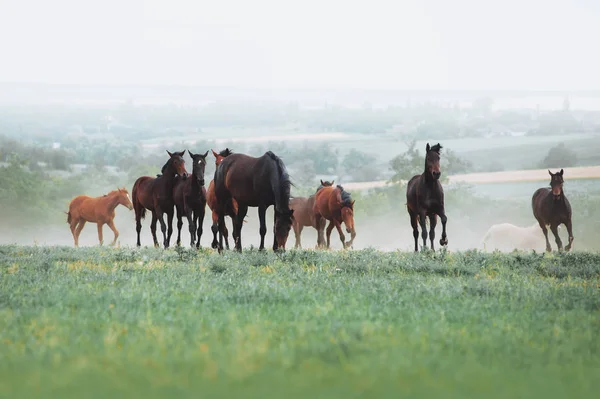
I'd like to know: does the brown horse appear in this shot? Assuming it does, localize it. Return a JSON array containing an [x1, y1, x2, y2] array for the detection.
[[289, 180, 334, 249], [66, 188, 133, 247], [214, 151, 294, 252], [206, 148, 239, 249], [173, 150, 208, 248], [313, 183, 356, 249], [132, 150, 188, 248], [406, 142, 448, 252], [532, 169, 574, 252]]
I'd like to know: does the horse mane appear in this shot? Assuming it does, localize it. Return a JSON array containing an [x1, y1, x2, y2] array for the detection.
[[265, 151, 293, 213], [336, 185, 353, 208], [429, 143, 443, 154], [219, 148, 233, 157], [160, 157, 172, 174]]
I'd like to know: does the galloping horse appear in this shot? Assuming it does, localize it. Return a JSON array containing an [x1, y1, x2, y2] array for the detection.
[[66, 188, 133, 247], [313, 183, 356, 249], [206, 148, 238, 249], [289, 180, 334, 249], [132, 150, 188, 248], [173, 150, 208, 248], [214, 151, 294, 252], [406, 143, 448, 252], [532, 169, 574, 252]]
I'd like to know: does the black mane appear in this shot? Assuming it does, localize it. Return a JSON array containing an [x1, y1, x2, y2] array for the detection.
[[337, 185, 353, 207], [429, 143, 443, 154], [219, 148, 233, 157]]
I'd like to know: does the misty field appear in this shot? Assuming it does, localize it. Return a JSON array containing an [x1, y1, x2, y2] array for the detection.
[[1, 245, 599, 398]]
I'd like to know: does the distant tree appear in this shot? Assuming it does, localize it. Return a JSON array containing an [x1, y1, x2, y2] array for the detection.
[[389, 140, 473, 184], [539, 142, 578, 168], [341, 149, 379, 182]]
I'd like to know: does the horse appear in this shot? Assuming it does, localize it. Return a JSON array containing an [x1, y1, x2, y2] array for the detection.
[[481, 222, 562, 252], [406, 142, 448, 252], [532, 169, 574, 252], [66, 188, 133, 247], [173, 150, 208, 248], [132, 150, 189, 248], [213, 151, 294, 252], [313, 183, 356, 249], [206, 148, 239, 249], [289, 180, 334, 249]]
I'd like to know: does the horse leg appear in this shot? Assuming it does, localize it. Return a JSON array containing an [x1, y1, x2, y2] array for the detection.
[[211, 210, 219, 249], [429, 214, 438, 251], [235, 205, 248, 252], [165, 209, 174, 249], [332, 219, 347, 249], [135, 209, 143, 247], [224, 218, 231, 250], [150, 212, 159, 248], [325, 220, 335, 249], [537, 220, 552, 252], [550, 223, 563, 251], [185, 206, 195, 248], [69, 217, 79, 247], [294, 223, 303, 249], [97, 222, 104, 246], [565, 220, 574, 251], [107, 220, 119, 246], [196, 206, 205, 249], [176, 205, 184, 247], [439, 210, 448, 247], [408, 208, 419, 252], [419, 213, 428, 251], [313, 214, 324, 249], [74, 220, 86, 248], [258, 205, 267, 251]]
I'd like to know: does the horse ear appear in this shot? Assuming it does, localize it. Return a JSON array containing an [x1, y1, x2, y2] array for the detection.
[[548, 170, 552, 176], [560, 168, 564, 176], [332, 180, 335, 185], [212, 149, 218, 158], [188, 150, 195, 158], [320, 179, 324, 185], [351, 200, 355, 207], [203, 150, 209, 158], [167, 150, 173, 157], [426, 143, 430, 152], [178, 150, 185, 156]]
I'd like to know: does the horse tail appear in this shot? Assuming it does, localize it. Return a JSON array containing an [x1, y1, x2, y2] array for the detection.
[[266, 151, 292, 214], [131, 179, 146, 220], [65, 211, 71, 224]]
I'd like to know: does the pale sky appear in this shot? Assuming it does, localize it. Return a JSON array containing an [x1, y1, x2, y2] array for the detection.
[[0, 0, 598, 90]]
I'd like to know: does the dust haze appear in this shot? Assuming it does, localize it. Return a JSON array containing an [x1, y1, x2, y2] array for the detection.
[[1, 1, 600, 252]]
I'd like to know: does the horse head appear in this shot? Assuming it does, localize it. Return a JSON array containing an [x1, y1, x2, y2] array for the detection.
[[424, 142, 443, 180], [212, 148, 234, 167], [165, 150, 189, 178], [274, 209, 294, 251], [548, 169, 564, 200], [117, 187, 134, 210], [188, 150, 209, 186]]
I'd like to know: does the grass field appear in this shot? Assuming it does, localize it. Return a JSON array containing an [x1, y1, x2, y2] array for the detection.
[[1, 245, 599, 398]]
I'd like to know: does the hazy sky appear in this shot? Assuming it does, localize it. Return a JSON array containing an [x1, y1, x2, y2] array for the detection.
[[0, 0, 598, 90]]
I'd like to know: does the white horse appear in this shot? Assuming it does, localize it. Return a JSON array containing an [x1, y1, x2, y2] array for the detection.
[[481, 222, 562, 252]]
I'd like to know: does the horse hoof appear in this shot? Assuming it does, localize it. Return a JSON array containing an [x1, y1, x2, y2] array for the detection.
[[439, 238, 448, 246]]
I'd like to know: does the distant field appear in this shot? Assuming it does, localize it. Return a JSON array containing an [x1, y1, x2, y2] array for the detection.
[[343, 165, 600, 192], [1, 246, 599, 398]]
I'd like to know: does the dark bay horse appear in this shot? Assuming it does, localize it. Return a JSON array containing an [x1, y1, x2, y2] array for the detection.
[[206, 148, 239, 249], [532, 169, 574, 252], [313, 183, 356, 249], [173, 150, 208, 248], [132, 150, 188, 248], [289, 180, 334, 249], [214, 151, 294, 252], [66, 188, 133, 247], [406, 143, 448, 252]]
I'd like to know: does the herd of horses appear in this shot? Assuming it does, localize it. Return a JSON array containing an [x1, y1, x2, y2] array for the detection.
[[66, 143, 575, 253]]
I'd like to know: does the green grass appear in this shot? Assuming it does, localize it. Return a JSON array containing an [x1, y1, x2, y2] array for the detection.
[[1, 245, 599, 398]]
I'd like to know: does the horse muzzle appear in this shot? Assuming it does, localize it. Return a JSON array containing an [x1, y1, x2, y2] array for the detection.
[[433, 171, 441, 179]]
